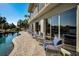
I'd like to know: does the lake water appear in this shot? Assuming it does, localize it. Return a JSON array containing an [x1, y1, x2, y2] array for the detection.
[[0, 33, 17, 56]]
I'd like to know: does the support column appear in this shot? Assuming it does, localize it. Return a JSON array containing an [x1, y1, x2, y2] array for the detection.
[[42, 19, 46, 39], [77, 5, 79, 53], [33, 22, 36, 35], [29, 24, 32, 33]]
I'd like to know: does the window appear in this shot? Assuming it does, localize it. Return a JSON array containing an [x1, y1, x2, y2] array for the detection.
[[60, 8, 76, 46]]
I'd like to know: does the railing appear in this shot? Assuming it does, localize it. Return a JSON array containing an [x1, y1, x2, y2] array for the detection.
[[30, 6, 38, 20], [38, 3, 45, 11]]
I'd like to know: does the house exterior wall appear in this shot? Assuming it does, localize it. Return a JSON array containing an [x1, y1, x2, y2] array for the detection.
[[38, 4, 77, 40], [28, 3, 79, 53], [35, 4, 77, 21]]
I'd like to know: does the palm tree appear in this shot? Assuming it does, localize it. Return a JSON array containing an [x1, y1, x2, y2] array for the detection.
[[17, 19, 23, 28], [17, 14, 29, 31], [24, 15, 30, 18], [3, 22, 9, 31], [9, 23, 16, 29], [24, 15, 29, 30], [2, 17, 6, 30], [0, 16, 6, 30], [23, 19, 28, 30]]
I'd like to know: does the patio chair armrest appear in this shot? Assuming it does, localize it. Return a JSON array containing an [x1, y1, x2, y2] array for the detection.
[[45, 42, 53, 45], [55, 44, 63, 48], [45, 41, 52, 44], [45, 43, 52, 45]]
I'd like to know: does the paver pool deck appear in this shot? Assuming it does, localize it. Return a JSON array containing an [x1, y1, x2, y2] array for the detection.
[[9, 31, 46, 56]]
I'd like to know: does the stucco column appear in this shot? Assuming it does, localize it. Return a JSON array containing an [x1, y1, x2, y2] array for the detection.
[[29, 24, 32, 33], [77, 5, 79, 53], [33, 22, 36, 34], [42, 19, 46, 39]]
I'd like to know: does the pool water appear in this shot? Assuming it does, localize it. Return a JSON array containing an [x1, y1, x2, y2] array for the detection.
[[0, 33, 17, 56]]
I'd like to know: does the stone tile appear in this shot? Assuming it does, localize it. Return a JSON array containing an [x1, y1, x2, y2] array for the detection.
[[9, 31, 45, 56]]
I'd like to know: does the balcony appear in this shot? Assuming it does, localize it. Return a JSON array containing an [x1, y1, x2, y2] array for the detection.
[[30, 6, 38, 20], [29, 4, 46, 20], [38, 3, 46, 11], [28, 3, 58, 24]]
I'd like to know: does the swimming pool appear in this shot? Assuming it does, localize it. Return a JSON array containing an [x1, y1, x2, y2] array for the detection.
[[0, 33, 17, 56]]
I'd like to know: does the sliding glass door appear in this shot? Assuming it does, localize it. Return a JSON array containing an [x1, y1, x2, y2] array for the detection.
[[45, 6, 77, 56], [45, 15, 59, 41], [60, 7, 76, 51], [50, 15, 59, 40], [45, 7, 76, 46]]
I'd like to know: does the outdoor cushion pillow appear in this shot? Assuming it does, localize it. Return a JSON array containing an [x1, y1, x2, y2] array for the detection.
[[53, 36, 61, 46]]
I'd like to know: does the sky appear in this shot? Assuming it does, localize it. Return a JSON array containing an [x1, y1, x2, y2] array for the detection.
[[0, 3, 29, 25]]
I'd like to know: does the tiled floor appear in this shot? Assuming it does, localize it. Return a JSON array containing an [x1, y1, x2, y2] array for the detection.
[[46, 49, 62, 56], [9, 31, 46, 56]]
